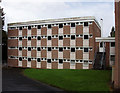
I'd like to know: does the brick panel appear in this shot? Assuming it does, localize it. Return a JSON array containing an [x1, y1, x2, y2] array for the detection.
[[8, 49, 18, 56], [63, 50, 70, 59], [41, 61, 47, 69], [41, 38, 47, 46], [76, 63, 83, 69], [76, 25, 83, 35], [52, 50, 58, 59], [105, 42, 110, 68], [31, 28, 37, 36], [89, 64, 93, 69], [8, 39, 18, 47], [31, 39, 37, 47], [63, 38, 70, 46], [89, 50, 94, 61], [8, 59, 18, 67], [52, 38, 58, 46], [31, 50, 37, 57], [76, 38, 83, 46], [63, 25, 70, 34], [41, 50, 47, 58], [52, 26, 58, 35], [52, 62, 58, 69], [31, 60, 36, 68], [22, 28, 27, 36], [22, 60, 27, 68], [22, 39, 27, 47], [22, 49, 27, 57], [8, 29, 18, 37], [76, 50, 83, 59], [41, 27, 47, 35], [63, 62, 70, 69]]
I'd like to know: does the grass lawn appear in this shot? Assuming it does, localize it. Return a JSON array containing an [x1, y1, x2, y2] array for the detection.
[[23, 69, 111, 92]]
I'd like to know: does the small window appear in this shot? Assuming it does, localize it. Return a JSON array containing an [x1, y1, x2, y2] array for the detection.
[[28, 47, 31, 51], [47, 59, 51, 63], [37, 58, 41, 62], [19, 47, 22, 51], [28, 58, 31, 61], [59, 48, 63, 52], [71, 23, 75, 27], [64, 35, 66, 37], [59, 24, 63, 28], [110, 55, 115, 61], [28, 37, 31, 40], [19, 37, 22, 41], [19, 57, 22, 61], [84, 35, 88, 39], [19, 27, 22, 30], [84, 22, 88, 26], [37, 36, 41, 40], [64, 23, 66, 25], [71, 35, 75, 40], [37, 47, 41, 51], [37, 25, 41, 29], [64, 47, 66, 49], [48, 47, 51, 51], [111, 42, 115, 47], [48, 36, 51, 40], [59, 59, 63, 64], [48, 25, 51, 29], [28, 26, 31, 30], [84, 48, 88, 52], [100, 42, 103, 47], [76, 22, 79, 25], [59, 36, 63, 40], [71, 48, 75, 52]]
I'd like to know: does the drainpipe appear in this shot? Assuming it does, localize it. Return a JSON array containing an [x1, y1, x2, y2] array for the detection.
[[100, 18, 103, 37]]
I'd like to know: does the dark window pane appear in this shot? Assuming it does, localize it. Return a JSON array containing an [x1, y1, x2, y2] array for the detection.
[[100, 42, 103, 47], [84, 22, 88, 26], [28, 47, 31, 51], [71, 23, 75, 27], [19, 47, 22, 51], [47, 59, 51, 63], [59, 48, 63, 52], [28, 37, 31, 40], [48, 36, 51, 40], [19, 37, 22, 41], [48, 47, 51, 51], [28, 58, 31, 61], [19, 27, 22, 30], [59, 59, 63, 63], [84, 48, 88, 52], [37, 25, 41, 29], [28, 26, 31, 30], [71, 35, 75, 40], [71, 48, 75, 52], [37, 47, 41, 51], [48, 25, 51, 28], [59, 36, 63, 40], [37, 36, 41, 40], [59, 24, 63, 28], [19, 57, 22, 61], [84, 35, 88, 39], [111, 42, 115, 47], [37, 58, 41, 62]]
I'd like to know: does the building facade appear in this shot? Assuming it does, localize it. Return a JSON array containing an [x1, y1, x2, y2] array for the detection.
[[7, 16, 101, 69]]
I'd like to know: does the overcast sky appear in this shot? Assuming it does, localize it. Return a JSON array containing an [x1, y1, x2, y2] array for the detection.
[[1, 0, 115, 37]]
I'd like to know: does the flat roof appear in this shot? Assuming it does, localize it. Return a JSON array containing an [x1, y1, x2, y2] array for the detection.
[[8, 16, 101, 29], [96, 37, 115, 42]]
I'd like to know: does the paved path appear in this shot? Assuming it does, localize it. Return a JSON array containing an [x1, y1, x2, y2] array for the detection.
[[2, 68, 64, 92]]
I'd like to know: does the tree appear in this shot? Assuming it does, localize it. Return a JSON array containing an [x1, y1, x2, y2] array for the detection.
[[110, 26, 115, 37]]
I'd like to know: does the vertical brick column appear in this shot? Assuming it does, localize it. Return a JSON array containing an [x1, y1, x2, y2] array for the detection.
[[105, 42, 110, 68], [76, 63, 83, 69], [63, 62, 70, 69], [52, 62, 58, 69]]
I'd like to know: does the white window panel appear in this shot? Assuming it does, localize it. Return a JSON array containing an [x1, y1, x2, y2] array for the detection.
[[18, 61, 22, 67], [47, 52, 51, 59], [58, 40, 63, 47], [27, 61, 31, 68], [58, 64, 63, 69], [27, 41, 31, 46], [47, 63, 51, 69], [70, 52, 75, 60], [83, 40, 89, 47], [110, 47, 115, 55], [19, 30, 22, 36], [28, 30, 31, 36], [83, 27, 89, 34], [37, 62, 41, 68], [70, 27, 75, 34], [27, 51, 31, 57], [37, 41, 41, 46], [70, 40, 75, 47], [83, 53, 89, 60], [37, 29, 41, 35], [37, 52, 41, 57], [59, 28, 63, 35], [58, 52, 63, 59], [19, 41, 22, 46], [19, 51, 22, 56], [70, 64, 75, 69], [83, 63, 89, 69], [47, 40, 51, 46], [47, 29, 52, 36]]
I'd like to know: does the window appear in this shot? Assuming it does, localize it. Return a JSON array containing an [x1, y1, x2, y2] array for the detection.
[[37, 47, 41, 51], [28, 47, 31, 51], [111, 42, 115, 47], [48, 25, 51, 29], [37, 58, 41, 62], [47, 59, 51, 63], [37, 36, 41, 40], [64, 35, 66, 37], [28, 26, 31, 30], [28, 37, 31, 40], [59, 24, 63, 28], [19, 27, 22, 30], [19, 57, 22, 61], [59, 36, 63, 40], [59, 59, 63, 63], [19, 37, 22, 41], [59, 47, 63, 52], [71, 23, 75, 27], [19, 47, 22, 51], [71, 48, 75, 52], [76, 22, 79, 25], [84, 22, 88, 26], [84, 48, 88, 52], [110, 55, 115, 61], [48, 36, 51, 40], [48, 47, 51, 51], [64, 23, 66, 25], [84, 35, 88, 39], [28, 58, 31, 61], [100, 42, 103, 47], [71, 35, 75, 40], [37, 25, 41, 29]]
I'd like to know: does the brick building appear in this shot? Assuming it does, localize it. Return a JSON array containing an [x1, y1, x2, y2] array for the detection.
[[7, 16, 101, 69]]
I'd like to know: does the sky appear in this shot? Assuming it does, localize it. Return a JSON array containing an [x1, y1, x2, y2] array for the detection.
[[1, 0, 115, 37]]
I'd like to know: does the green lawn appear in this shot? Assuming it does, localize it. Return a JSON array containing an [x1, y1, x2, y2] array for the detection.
[[23, 69, 111, 92]]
